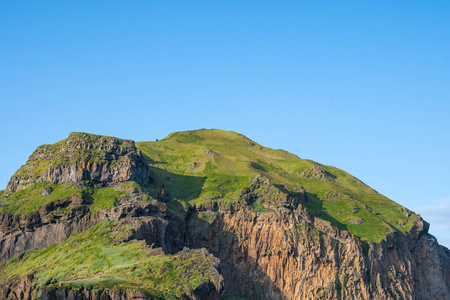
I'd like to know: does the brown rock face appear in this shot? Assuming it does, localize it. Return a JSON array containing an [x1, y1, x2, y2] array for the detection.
[[0, 199, 168, 263], [0, 203, 224, 300], [187, 208, 450, 300], [6, 132, 150, 193], [0, 200, 449, 299], [0, 279, 152, 300]]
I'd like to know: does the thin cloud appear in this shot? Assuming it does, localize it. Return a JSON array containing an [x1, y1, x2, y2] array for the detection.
[[414, 198, 450, 248]]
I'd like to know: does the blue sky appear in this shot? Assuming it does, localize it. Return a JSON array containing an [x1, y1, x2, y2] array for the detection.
[[1, 1, 449, 246]]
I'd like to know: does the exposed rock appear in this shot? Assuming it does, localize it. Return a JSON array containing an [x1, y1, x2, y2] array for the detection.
[[0, 196, 449, 299], [300, 164, 329, 181], [6, 133, 150, 193], [186, 208, 450, 299], [348, 217, 364, 224], [194, 201, 219, 212], [323, 191, 350, 202], [294, 186, 307, 202], [399, 207, 412, 217], [238, 175, 300, 211], [41, 187, 53, 196], [0, 200, 164, 263], [154, 181, 168, 202], [38, 287, 151, 299], [249, 174, 271, 185]]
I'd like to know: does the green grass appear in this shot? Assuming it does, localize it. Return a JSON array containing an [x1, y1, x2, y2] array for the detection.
[[0, 220, 218, 299], [0, 183, 84, 215], [86, 187, 122, 211], [249, 203, 269, 213], [0, 182, 151, 216], [137, 129, 420, 243], [198, 211, 220, 222]]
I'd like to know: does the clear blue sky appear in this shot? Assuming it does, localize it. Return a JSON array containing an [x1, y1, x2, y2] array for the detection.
[[1, 1, 449, 246]]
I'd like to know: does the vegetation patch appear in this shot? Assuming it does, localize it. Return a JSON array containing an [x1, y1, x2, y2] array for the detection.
[[137, 129, 420, 243], [249, 203, 268, 213], [0, 181, 153, 216], [0, 220, 218, 299], [0, 183, 83, 216]]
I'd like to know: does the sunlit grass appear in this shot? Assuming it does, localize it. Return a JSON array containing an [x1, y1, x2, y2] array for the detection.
[[137, 129, 419, 242], [0, 220, 217, 298]]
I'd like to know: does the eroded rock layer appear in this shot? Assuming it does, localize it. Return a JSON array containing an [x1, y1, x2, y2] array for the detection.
[[1, 202, 449, 299], [6, 132, 150, 193], [187, 207, 450, 300]]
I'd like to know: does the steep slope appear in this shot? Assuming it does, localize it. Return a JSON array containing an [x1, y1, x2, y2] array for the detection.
[[6, 132, 150, 194], [136, 129, 419, 243], [0, 220, 223, 300], [0, 130, 448, 300]]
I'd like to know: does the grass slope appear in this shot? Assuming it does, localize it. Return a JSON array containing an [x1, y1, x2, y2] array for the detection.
[[0, 181, 151, 216], [137, 129, 419, 243], [0, 220, 217, 299]]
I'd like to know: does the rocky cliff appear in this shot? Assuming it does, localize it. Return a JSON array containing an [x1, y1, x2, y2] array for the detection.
[[0, 130, 449, 299], [6, 132, 150, 193], [188, 206, 450, 299]]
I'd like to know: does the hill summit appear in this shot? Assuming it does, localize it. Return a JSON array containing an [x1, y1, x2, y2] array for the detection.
[[0, 129, 448, 300], [136, 129, 421, 243]]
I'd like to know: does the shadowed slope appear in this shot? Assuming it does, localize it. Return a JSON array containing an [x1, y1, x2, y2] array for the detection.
[[137, 129, 420, 243]]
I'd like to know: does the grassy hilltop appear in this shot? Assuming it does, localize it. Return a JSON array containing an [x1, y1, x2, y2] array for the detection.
[[137, 129, 419, 243]]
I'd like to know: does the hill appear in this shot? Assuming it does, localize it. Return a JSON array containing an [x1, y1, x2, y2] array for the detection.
[[0, 130, 448, 299], [136, 129, 419, 243]]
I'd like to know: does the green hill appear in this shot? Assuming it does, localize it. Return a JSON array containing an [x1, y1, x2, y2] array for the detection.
[[136, 129, 418, 243], [0, 128, 419, 244], [0, 129, 439, 299]]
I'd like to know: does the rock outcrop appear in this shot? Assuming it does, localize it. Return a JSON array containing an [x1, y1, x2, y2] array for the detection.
[[6, 132, 150, 193], [0, 202, 223, 300], [0, 197, 169, 263]]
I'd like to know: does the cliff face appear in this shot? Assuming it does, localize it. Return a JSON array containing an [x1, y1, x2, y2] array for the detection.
[[0, 196, 161, 263], [1, 202, 448, 299], [0, 130, 449, 299], [0, 201, 224, 300], [6, 132, 150, 193], [187, 208, 450, 300]]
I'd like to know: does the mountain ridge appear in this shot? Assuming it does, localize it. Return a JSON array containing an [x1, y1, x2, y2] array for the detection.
[[135, 129, 422, 243], [0, 129, 448, 299]]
